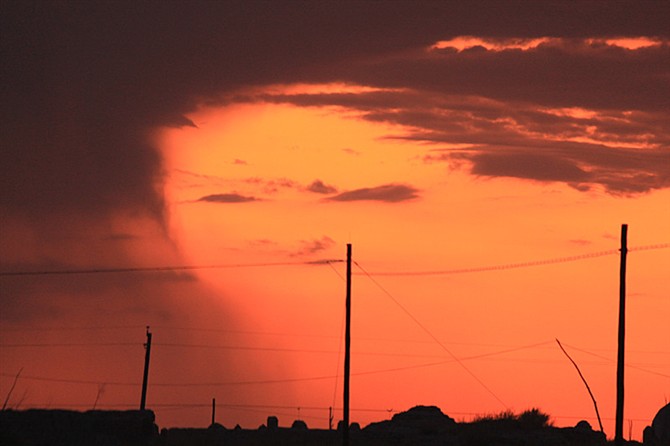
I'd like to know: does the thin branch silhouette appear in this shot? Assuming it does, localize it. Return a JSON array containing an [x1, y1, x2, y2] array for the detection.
[[556, 339, 604, 434], [2, 367, 23, 410], [93, 383, 106, 410]]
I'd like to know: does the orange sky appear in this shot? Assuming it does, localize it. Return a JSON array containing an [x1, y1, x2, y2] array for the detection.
[[2, 4, 669, 442], [155, 95, 669, 438]]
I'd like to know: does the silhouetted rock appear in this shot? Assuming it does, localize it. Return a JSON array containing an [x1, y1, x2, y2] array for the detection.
[[645, 402, 670, 445], [267, 415, 278, 430], [575, 420, 594, 431], [208, 422, 225, 431], [291, 419, 308, 430], [336, 419, 363, 432], [365, 405, 456, 435]]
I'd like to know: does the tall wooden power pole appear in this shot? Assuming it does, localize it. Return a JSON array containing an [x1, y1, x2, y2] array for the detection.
[[140, 326, 152, 411], [615, 224, 628, 445], [343, 244, 352, 446]]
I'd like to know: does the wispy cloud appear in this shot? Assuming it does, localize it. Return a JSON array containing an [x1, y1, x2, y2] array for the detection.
[[292, 236, 336, 257], [327, 184, 420, 203], [244, 177, 298, 194], [197, 193, 259, 203], [249, 239, 278, 247], [306, 179, 338, 194], [172, 170, 301, 195], [342, 148, 361, 156]]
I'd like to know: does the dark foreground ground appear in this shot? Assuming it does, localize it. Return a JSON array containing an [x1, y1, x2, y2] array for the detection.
[[0, 405, 654, 446]]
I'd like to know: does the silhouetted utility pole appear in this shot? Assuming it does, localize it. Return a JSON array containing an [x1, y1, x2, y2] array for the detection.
[[140, 326, 152, 411], [343, 243, 352, 446], [615, 224, 628, 445], [211, 398, 216, 426]]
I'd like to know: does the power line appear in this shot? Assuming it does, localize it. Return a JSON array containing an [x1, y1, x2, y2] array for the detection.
[[9, 401, 394, 414], [0, 325, 146, 332], [147, 326, 343, 340], [354, 261, 509, 409], [7, 400, 655, 423], [0, 339, 557, 388], [0, 342, 139, 348], [3, 337, 665, 369], [0, 340, 555, 361], [1, 243, 665, 278], [4, 324, 665, 355], [151, 343, 487, 360], [559, 342, 670, 378], [354, 243, 669, 277], [347, 341, 556, 379], [0, 373, 138, 387], [0, 259, 343, 277]]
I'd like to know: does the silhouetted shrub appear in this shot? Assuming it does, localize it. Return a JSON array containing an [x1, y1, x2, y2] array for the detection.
[[473, 410, 516, 423], [471, 408, 552, 430], [519, 408, 552, 429]]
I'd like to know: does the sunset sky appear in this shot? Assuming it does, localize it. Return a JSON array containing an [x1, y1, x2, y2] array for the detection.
[[1, 1, 669, 441]]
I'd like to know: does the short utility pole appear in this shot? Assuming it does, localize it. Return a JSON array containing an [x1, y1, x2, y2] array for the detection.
[[140, 326, 152, 411], [211, 398, 216, 426]]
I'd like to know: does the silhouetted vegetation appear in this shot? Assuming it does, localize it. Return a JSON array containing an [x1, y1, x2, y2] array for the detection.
[[471, 408, 552, 430]]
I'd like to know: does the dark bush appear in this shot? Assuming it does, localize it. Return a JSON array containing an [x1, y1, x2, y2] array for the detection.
[[519, 408, 552, 429]]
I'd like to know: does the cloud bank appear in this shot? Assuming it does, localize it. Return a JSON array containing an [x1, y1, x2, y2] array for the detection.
[[328, 184, 420, 203], [198, 193, 259, 203], [241, 37, 670, 194]]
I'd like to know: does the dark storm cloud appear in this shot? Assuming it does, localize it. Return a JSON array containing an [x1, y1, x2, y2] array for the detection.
[[104, 233, 140, 241], [254, 39, 670, 113], [328, 184, 420, 203], [306, 180, 338, 194], [0, 246, 199, 324], [257, 89, 670, 193], [467, 152, 591, 183], [3, 1, 668, 226], [444, 141, 670, 194], [197, 193, 258, 203], [421, 138, 669, 194], [249, 37, 670, 194], [376, 40, 670, 111], [2, 0, 669, 323]]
